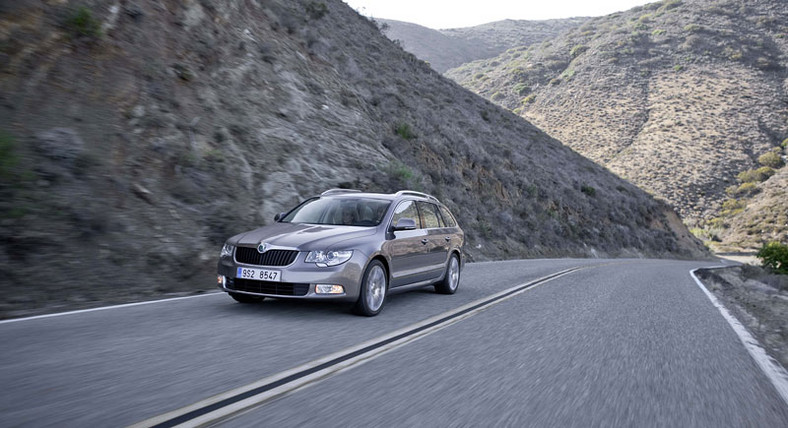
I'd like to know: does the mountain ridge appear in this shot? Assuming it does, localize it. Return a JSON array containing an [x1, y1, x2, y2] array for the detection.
[[443, 0, 788, 249], [380, 17, 588, 73]]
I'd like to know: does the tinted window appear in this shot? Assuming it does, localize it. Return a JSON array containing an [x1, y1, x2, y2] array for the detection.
[[282, 197, 391, 226], [391, 201, 420, 228], [439, 205, 457, 227], [418, 202, 441, 229]]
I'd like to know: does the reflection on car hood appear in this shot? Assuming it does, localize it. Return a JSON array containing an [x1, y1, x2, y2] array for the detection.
[[231, 222, 377, 251]]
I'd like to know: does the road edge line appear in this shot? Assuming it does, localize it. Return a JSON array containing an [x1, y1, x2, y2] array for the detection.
[[0, 292, 223, 325], [690, 267, 788, 407]]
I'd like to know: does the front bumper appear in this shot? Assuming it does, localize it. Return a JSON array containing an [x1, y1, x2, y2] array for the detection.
[[217, 250, 367, 302]]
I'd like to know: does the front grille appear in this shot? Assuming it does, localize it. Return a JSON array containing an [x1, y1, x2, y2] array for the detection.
[[229, 278, 309, 296], [235, 248, 299, 266]]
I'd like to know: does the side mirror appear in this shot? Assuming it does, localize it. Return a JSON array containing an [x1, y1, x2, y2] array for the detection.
[[274, 212, 286, 222], [393, 218, 417, 231]]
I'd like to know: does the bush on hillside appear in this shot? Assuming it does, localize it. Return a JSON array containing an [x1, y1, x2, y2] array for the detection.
[[513, 83, 530, 96], [570, 45, 589, 58], [394, 123, 415, 140], [64, 6, 102, 39], [305, 2, 328, 19], [757, 241, 788, 275], [726, 182, 758, 197], [758, 150, 784, 169], [737, 167, 775, 183]]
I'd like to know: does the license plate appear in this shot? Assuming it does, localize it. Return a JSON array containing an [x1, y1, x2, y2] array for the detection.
[[236, 267, 281, 282]]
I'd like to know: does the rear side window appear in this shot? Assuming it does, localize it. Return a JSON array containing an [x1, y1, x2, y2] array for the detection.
[[391, 201, 421, 228], [418, 202, 442, 229], [439, 205, 457, 227]]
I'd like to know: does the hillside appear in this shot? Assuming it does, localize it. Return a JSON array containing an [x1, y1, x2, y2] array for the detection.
[[0, 0, 705, 318], [446, 0, 788, 247], [380, 18, 587, 73], [709, 150, 788, 251]]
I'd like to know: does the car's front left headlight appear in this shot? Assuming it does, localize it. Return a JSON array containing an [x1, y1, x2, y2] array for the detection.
[[220, 243, 235, 258], [305, 250, 353, 267]]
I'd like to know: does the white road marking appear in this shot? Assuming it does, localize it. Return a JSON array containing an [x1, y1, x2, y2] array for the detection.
[[0, 292, 223, 325], [690, 268, 788, 407], [129, 267, 583, 428]]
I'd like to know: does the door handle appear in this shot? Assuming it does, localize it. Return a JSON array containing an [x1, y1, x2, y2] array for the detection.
[[421, 238, 429, 245]]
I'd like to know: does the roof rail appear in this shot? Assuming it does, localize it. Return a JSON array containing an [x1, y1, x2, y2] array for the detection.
[[394, 190, 438, 201], [321, 188, 362, 196]]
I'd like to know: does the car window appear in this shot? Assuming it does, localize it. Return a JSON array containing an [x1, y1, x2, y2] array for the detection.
[[417, 202, 441, 229], [439, 205, 457, 227], [391, 200, 421, 228], [282, 197, 391, 226]]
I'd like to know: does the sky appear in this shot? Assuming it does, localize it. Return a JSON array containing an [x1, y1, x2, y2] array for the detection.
[[342, 0, 656, 29]]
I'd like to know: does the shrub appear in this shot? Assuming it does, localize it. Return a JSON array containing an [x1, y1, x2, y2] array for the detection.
[[673, 64, 684, 72], [683, 24, 702, 33], [758, 151, 784, 168], [305, 2, 328, 19], [757, 241, 788, 274], [513, 83, 530, 96], [570, 45, 589, 58], [65, 6, 102, 39], [726, 182, 758, 197], [652, 29, 666, 36], [782, 138, 788, 149], [580, 185, 596, 196], [522, 94, 536, 104], [720, 199, 745, 217], [491, 91, 505, 101], [660, 0, 683, 11], [394, 123, 415, 140], [737, 167, 774, 183]]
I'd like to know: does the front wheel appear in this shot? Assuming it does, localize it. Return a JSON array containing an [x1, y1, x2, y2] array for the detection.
[[353, 260, 388, 316], [435, 254, 460, 295], [229, 292, 264, 303]]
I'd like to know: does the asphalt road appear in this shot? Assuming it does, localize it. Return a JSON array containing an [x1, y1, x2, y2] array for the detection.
[[1, 259, 786, 426]]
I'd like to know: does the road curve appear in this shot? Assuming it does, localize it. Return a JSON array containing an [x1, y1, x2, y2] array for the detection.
[[0, 259, 786, 426]]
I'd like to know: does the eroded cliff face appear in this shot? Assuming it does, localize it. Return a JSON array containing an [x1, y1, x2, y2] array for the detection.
[[0, 0, 705, 317]]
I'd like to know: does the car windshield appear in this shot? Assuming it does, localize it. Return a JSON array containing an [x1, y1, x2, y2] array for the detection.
[[281, 197, 391, 226]]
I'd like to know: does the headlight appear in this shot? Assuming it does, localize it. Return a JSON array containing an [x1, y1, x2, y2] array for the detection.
[[220, 243, 235, 258], [305, 250, 353, 267]]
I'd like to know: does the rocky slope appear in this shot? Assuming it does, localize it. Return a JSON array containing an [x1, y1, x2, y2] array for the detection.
[[380, 17, 588, 73], [710, 150, 788, 251], [0, 0, 705, 318], [446, 0, 788, 242]]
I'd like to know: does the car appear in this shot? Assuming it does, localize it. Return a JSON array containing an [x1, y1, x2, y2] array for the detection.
[[217, 189, 465, 316]]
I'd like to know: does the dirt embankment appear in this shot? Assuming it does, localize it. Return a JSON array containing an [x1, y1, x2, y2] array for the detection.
[[696, 265, 788, 368]]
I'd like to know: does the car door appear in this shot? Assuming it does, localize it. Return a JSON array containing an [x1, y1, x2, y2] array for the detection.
[[385, 200, 431, 287], [416, 201, 450, 279]]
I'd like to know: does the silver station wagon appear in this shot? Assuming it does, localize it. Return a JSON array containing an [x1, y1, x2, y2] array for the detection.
[[217, 189, 465, 316]]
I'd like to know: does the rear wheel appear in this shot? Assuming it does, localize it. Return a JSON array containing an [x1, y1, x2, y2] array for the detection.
[[435, 254, 460, 295], [353, 260, 387, 316], [229, 292, 264, 303]]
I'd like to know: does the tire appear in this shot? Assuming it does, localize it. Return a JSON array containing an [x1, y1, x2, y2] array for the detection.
[[353, 260, 388, 316], [229, 292, 264, 303], [435, 254, 460, 295]]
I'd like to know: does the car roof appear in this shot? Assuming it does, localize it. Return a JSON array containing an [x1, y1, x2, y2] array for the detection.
[[318, 189, 440, 203]]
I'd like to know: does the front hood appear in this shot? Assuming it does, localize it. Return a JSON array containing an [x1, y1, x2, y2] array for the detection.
[[230, 222, 377, 251]]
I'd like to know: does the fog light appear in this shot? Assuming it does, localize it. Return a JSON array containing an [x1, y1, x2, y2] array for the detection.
[[218, 275, 226, 287], [315, 284, 345, 294]]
